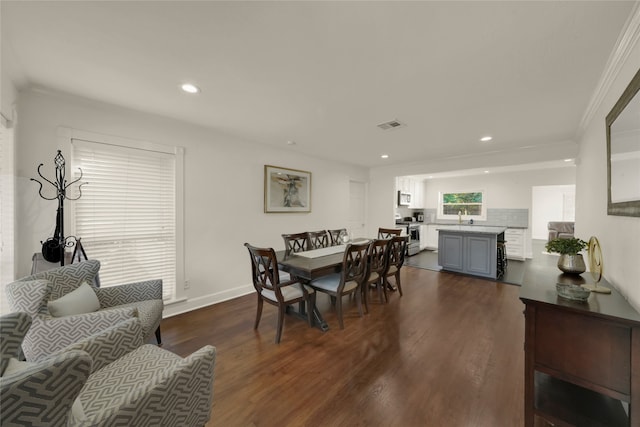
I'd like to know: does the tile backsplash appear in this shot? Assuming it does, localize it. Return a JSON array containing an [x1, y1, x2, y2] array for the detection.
[[419, 208, 529, 228]]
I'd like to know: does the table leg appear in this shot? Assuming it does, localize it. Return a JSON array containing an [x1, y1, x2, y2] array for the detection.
[[312, 306, 329, 332], [285, 302, 329, 332]]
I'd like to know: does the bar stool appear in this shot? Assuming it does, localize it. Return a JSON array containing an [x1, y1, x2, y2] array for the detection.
[[497, 240, 507, 278]]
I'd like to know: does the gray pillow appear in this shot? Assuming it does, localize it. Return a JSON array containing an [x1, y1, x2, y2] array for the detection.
[[48, 282, 100, 317]]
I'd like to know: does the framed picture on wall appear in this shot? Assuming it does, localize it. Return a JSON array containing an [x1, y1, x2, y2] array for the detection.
[[264, 165, 312, 213]]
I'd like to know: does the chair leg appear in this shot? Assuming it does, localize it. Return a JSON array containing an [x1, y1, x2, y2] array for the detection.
[[355, 288, 363, 317], [361, 284, 369, 314], [275, 306, 285, 344], [254, 296, 263, 330], [395, 271, 403, 296], [377, 278, 385, 303], [336, 295, 344, 329], [381, 277, 389, 303], [155, 326, 162, 346]]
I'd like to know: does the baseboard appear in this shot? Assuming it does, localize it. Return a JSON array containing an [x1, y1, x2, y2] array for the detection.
[[162, 284, 254, 318]]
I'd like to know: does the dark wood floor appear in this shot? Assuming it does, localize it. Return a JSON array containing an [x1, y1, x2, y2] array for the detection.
[[162, 266, 529, 426]]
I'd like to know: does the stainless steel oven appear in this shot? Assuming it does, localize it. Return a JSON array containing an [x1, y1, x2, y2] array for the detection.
[[395, 223, 421, 256], [407, 224, 420, 256]]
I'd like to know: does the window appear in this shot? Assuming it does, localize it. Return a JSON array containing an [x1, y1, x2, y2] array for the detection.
[[438, 191, 486, 220], [71, 135, 184, 302]]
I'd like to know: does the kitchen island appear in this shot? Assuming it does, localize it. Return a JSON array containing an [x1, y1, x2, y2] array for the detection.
[[437, 225, 506, 279]]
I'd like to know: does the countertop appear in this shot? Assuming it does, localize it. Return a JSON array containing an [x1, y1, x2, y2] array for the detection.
[[436, 225, 507, 235], [395, 222, 528, 229]]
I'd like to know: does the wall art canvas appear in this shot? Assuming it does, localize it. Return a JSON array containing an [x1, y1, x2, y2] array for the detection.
[[264, 165, 311, 213]]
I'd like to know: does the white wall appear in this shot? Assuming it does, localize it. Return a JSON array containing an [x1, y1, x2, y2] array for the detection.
[[422, 168, 576, 212], [576, 31, 640, 311], [368, 143, 580, 238], [14, 88, 368, 317], [531, 185, 576, 240]]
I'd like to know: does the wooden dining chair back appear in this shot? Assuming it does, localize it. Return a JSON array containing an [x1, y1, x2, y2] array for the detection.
[[383, 235, 409, 296], [378, 227, 402, 239], [307, 230, 330, 250], [364, 238, 392, 307], [328, 229, 348, 246], [244, 243, 316, 343], [282, 232, 309, 256], [309, 241, 371, 329]]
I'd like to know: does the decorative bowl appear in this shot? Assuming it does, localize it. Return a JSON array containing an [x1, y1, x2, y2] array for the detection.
[[556, 283, 591, 301]]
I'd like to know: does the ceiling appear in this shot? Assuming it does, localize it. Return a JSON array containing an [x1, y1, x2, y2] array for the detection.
[[1, 1, 636, 169]]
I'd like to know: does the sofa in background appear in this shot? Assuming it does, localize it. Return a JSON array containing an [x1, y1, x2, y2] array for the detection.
[[547, 221, 575, 242]]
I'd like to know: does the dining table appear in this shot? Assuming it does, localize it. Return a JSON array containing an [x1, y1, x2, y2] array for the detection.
[[276, 243, 359, 332]]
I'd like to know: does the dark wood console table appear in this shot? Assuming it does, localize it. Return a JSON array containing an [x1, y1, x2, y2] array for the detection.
[[519, 269, 640, 426]]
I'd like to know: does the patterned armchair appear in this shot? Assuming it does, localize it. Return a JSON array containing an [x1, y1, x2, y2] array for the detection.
[[5, 259, 163, 361], [0, 312, 217, 427]]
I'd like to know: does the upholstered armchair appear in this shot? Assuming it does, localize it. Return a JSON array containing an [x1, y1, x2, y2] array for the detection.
[[5, 259, 163, 361], [547, 221, 575, 242], [0, 312, 217, 427]]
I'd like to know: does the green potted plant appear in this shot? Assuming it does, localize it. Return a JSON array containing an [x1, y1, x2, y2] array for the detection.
[[545, 237, 588, 274]]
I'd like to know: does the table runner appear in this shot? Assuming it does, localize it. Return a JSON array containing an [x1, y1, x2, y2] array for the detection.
[[296, 245, 346, 258]]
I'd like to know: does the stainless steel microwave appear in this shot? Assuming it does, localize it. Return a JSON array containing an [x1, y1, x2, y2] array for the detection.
[[398, 191, 411, 206]]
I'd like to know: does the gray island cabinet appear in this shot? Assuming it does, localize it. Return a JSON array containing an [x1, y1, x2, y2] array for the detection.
[[437, 226, 506, 279]]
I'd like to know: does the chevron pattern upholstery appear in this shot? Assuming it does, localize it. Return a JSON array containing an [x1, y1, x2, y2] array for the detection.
[[1, 312, 93, 426], [5, 260, 164, 361], [58, 318, 144, 374], [0, 312, 32, 374], [1, 313, 217, 427]]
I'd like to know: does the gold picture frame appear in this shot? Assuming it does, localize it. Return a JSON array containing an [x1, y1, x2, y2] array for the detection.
[[264, 165, 312, 213]]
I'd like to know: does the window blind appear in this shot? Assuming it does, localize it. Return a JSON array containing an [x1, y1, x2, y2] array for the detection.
[[72, 138, 176, 301]]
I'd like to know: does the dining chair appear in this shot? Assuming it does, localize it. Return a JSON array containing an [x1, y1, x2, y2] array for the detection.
[[244, 243, 316, 343], [282, 232, 309, 256], [382, 235, 409, 296], [378, 227, 402, 239], [307, 230, 330, 249], [363, 239, 392, 307], [328, 228, 348, 246], [309, 241, 371, 329]]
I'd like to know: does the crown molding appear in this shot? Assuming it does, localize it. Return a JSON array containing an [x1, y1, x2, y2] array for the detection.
[[577, 1, 640, 137]]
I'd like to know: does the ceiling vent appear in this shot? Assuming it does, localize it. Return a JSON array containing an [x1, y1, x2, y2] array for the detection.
[[377, 119, 406, 131]]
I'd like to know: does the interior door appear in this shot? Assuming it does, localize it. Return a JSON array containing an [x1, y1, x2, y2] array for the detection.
[[348, 180, 366, 239]]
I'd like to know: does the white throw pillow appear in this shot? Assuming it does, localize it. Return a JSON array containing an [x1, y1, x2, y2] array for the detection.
[[47, 282, 101, 317], [2, 357, 85, 420]]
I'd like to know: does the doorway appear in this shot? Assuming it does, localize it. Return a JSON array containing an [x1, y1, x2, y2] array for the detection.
[[531, 185, 576, 240], [348, 180, 366, 239]]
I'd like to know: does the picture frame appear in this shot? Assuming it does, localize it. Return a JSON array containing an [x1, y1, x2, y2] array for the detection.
[[264, 165, 312, 213]]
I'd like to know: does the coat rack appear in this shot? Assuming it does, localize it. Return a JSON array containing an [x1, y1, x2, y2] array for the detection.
[[31, 150, 87, 266]]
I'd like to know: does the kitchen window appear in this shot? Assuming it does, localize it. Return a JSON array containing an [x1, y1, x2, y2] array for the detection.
[[70, 131, 184, 302], [438, 190, 486, 221]]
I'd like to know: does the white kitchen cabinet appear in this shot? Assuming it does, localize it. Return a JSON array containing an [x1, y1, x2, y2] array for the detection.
[[504, 228, 525, 260], [410, 179, 424, 209], [425, 224, 439, 250], [396, 177, 410, 194], [419, 225, 428, 250]]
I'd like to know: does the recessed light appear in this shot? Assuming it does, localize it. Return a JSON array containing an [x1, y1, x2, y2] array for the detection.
[[484, 170, 490, 174], [564, 158, 573, 162], [181, 83, 200, 94], [480, 136, 493, 142], [381, 154, 389, 159]]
